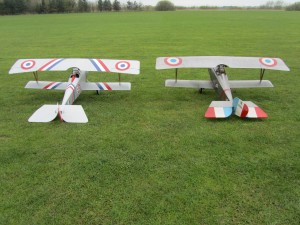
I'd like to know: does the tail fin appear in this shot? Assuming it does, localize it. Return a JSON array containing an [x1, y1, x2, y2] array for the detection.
[[205, 101, 232, 118], [233, 97, 268, 118], [28, 104, 88, 123], [233, 98, 249, 118]]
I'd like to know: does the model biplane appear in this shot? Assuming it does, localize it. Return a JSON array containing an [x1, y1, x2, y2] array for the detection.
[[156, 56, 289, 119], [9, 58, 140, 123]]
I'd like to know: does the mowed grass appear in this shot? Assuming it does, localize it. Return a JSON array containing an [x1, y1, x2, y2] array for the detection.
[[0, 11, 299, 224]]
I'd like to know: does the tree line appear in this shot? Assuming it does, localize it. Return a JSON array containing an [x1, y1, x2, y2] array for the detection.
[[1, 0, 299, 15], [0, 0, 145, 15]]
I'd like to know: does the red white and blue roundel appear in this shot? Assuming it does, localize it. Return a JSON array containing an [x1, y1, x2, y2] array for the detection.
[[21, 60, 36, 70], [115, 61, 130, 71], [259, 58, 277, 67], [164, 57, 183, 66]]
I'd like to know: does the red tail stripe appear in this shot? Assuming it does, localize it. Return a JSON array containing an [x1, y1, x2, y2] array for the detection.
[[240, 104, 249, 118], [205, 107, 216, 118], [255, 107, 268, 118]]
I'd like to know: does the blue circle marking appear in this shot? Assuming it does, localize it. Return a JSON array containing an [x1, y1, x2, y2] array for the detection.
[[259, 58, 277, 67], [265, 59, 271, 63], [115, 61, 130, 71]]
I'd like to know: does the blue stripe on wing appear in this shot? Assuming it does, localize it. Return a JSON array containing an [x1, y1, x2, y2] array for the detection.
[[46, 59, 65, 71], [51, 82, 62, 89], [89, 59, 102, 71], [96, 83, 104, 90]]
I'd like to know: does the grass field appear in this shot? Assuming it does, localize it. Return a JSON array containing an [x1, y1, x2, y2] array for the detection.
[[0, 11, 299, 224]]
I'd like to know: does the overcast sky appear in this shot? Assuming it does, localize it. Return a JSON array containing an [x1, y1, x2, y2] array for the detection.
[[117, 0, 297, 7]]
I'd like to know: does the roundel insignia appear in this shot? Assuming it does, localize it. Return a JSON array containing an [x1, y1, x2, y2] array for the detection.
[[115, 61, 130, 71], [164, 57, 183, 66], [259, 58, 277, 67], [21, 60, 36, 70]]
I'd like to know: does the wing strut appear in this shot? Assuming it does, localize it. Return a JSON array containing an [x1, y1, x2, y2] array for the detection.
[[33, 71, 39, 82], [260, 69, 265, 83], [118, 73, 121, 84], [175, 68, 178, 82]]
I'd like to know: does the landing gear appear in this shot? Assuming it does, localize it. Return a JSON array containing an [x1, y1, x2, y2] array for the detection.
[[96, 90, 100, 95], [199, 88, 204, 94]]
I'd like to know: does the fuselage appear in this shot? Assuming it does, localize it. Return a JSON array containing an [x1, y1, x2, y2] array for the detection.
[[209, 65, 233, 101], [62, 69, 87, 105]]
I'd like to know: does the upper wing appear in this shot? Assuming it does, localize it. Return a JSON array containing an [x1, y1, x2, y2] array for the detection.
[[9, 58, 140, 75], [156, 56, 290, 71]]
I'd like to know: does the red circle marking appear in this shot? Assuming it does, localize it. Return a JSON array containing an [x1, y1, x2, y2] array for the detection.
[[21, 60, 36, 70], [164, 57, 183, 66], [259, 58, 277, 67], [115, 61, 130, 71]]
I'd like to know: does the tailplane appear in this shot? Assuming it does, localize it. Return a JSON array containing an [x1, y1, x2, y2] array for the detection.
[[28, 104, 88, 123], [59, 105, 88, 123], [233, 97, 268, 118], [28, 105, 59, 122], [205, 98, 268, 119], [205, 101, 232, 118]]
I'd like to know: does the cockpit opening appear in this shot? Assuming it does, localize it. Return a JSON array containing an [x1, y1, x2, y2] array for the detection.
[[69, 68, 80, 81], [216, 64, 227, 75]]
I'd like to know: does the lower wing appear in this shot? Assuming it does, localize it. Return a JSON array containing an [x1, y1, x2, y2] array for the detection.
[[25, 81, 68, 90], [229, 80, 273, 88], [80, 82, 131, 91], [165, 80, 213, 89]]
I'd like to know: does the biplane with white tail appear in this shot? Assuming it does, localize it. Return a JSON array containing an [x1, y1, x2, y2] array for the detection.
[[9, 58, 140, 123], [156, 56, 289, 119]]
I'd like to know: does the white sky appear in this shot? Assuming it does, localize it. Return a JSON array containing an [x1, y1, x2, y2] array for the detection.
[[117, 0, 297, 7]]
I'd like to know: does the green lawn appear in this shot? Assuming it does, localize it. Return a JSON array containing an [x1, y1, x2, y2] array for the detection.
[[0, 11, 299, 224]]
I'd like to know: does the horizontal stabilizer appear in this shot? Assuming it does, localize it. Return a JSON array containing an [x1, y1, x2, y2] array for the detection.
[[229, 80, 273, 88], [156, 56, 289, 71], [165, 80, 213, 89], [9, 58, 140, 75], [60, 105, 88, 123], [233, 97, 268, 118], [205, 101, 232, 118], [28, 104, 88, 123], [25, 81, 68, 90], [80, 82, 131, 91], [28, 105, 58, 122], [242, 101, 268, 118]]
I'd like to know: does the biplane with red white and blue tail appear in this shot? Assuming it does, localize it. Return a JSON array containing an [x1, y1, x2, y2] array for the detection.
[[155, 56, 289, 119], [9, 58, 140, 123]]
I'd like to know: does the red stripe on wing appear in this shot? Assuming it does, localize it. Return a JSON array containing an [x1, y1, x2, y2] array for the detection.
[[43, 82, 56, 89], [97, 59, 110, 72], [103, 82, 112, 90], [38, 59, 58, 71]]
